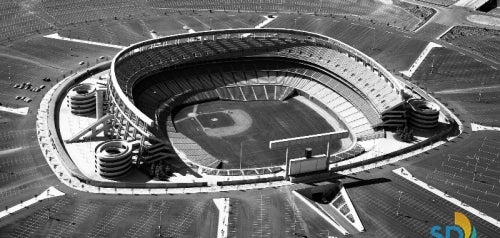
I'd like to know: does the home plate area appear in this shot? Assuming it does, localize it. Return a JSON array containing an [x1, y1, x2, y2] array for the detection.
[[196, 110, 251, 137]]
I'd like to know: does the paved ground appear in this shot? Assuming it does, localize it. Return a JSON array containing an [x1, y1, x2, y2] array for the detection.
[[0, 3, 500, 237]]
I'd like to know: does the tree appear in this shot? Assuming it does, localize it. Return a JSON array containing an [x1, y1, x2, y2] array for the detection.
[[154, 160, 172, 181], [149, 162, 156, 178]]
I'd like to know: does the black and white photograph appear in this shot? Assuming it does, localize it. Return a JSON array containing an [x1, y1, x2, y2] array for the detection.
[[0, 0, 499, 237]]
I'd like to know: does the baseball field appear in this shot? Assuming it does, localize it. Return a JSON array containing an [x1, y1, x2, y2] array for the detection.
[[173, 97, 342, 169]]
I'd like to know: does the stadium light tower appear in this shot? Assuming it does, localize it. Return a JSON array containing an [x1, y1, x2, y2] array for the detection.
[[158, 210, 165, 237], [371, 29, 376, 52], [239, 141, 243, 169], [396, 190, 403, 216]]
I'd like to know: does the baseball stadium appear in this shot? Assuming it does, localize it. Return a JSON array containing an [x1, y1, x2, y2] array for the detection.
[[0, 0, 499, 237]]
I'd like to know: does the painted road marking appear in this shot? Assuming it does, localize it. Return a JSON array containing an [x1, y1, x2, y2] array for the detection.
[[471, 123, 500, 132], [400, 42, 442, 77], [0, 105, 29, 115], [213, 198, 230, 238], [393, 167, 500, 229], [0, 186, 65, 219], [44, 33, 125, 49]]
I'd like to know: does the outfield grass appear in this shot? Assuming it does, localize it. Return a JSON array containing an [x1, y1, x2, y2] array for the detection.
[[173, 98, 341, 169]]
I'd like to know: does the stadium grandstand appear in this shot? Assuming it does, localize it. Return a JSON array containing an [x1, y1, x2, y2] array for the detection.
[[105, 29, 407, 171]]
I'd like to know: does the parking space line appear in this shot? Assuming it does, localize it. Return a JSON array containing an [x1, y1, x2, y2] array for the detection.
[[393, 167, 500, 229]]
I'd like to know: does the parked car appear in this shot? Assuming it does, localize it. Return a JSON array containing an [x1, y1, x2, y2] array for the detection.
[[15, 96, 21, 100], [39, 84, 46, 89]]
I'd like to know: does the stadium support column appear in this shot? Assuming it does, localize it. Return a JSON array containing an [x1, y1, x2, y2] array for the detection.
[[111, 107, 119, 139], [96, 90, 104, 119], [124, 121, 131, 140], [137, 136, 145, 165], [132, 126, 138, 140]]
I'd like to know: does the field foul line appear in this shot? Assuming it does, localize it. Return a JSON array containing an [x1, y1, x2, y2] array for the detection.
[[393, 167, 500, 229], [192, 104, 206, 131], [0, 186, 64, 219], [44, 33, 125, 49], [182, 106, 245, 133]]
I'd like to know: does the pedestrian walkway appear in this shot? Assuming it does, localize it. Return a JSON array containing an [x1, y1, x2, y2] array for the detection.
[[0, 105, 28, 115], [213, 198, 230, 238], [0, 186, 65, 219], [254, 15, 276, 29], [400, 42, 442, 77], [44, 33, 126, 49], [471, 123, 500, 132]]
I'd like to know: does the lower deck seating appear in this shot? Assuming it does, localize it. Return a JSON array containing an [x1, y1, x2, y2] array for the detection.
[[117, 37, 401, 116], [281, 73, 375, 136], [331, 144, 365, 162], [132, 59, 384, 168], [216, 85, 293, 101], [134, 59, 382, 134]]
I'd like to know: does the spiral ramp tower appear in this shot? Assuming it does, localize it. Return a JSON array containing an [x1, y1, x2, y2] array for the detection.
[[64, 78, 168, 180], [67, 84, 97, 115], [94, 141, 133, 178], [407, 98, 440, 129]]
